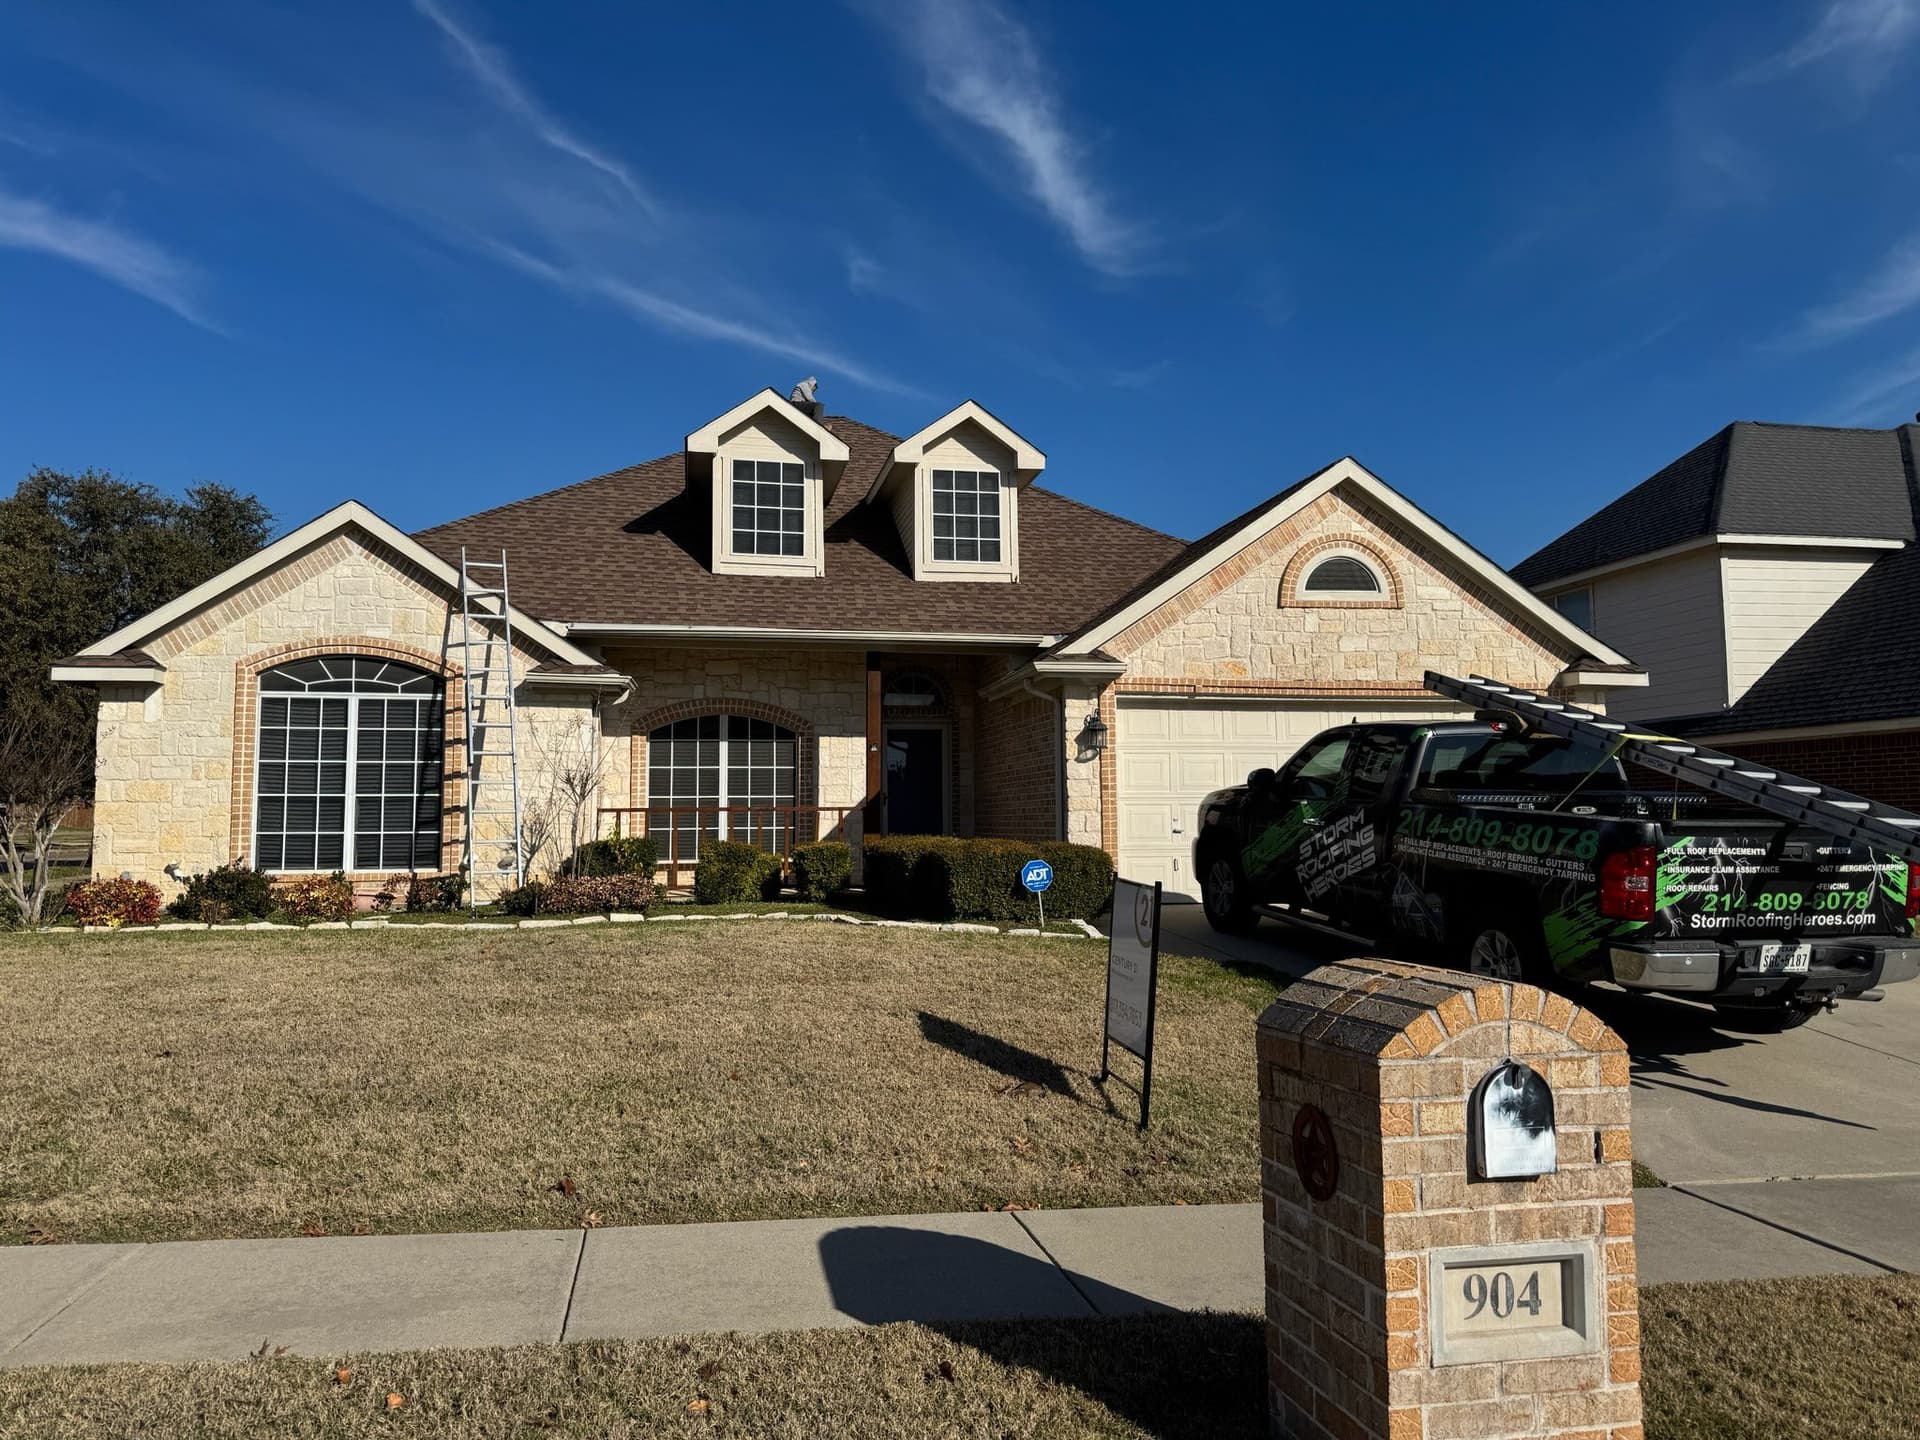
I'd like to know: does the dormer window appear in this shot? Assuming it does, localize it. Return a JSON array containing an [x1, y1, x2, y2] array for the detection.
[[732, 459, 807, 558], [867, 401, 1045, 584], [931, 469, 1003, 563], [686, 389, 849, 579]]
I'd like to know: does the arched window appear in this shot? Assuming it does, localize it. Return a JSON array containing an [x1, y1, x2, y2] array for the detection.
[[1301, 554, 1384, 595], [882, 670, 947, 712], [648, 714, 798, 860], [254, 656, 444, 872]]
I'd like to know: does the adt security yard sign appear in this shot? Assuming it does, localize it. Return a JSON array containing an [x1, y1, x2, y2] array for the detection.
[[1021, 858, 1053, 927]]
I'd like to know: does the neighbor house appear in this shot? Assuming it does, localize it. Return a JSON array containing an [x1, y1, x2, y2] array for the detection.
[[1515, 420, 1920, 807], [55, 385, 1638, 900]]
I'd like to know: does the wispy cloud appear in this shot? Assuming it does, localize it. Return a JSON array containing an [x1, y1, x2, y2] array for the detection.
[[1832, 346, 1920, 424], [1802, 230, 1920, 341], [487, 242, 915, 395], [853, 0, 1151, 277], [1747, 0, 1920, 90], [410, 0, 652, 212], [0, 185, 217, 330]]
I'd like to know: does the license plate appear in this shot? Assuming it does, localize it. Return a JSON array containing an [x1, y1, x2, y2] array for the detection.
[[1755, 942, 1812, 974]]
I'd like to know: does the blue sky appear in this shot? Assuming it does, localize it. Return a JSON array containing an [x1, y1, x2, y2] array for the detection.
[[2, 1, 1918, 564]]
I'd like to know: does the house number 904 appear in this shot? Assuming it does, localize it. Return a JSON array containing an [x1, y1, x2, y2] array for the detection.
[[1462, 1269, 1542, 1320]]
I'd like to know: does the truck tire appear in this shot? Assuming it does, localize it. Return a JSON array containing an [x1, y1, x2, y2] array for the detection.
[[1200, 848, 1257, 935], [1454, 907, 1549, 986]]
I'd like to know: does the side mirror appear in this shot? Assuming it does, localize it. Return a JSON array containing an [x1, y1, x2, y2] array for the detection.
[[1247, 767, 1277, 791]]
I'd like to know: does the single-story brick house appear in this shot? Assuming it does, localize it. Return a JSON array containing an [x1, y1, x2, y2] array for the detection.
[[56, 386, 1639, 900]]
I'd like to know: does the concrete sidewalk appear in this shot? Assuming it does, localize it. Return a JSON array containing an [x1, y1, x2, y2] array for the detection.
[[2, 1190, 1906, 1370]]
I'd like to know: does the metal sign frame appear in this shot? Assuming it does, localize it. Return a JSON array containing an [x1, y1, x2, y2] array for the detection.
[[1098, 878, 1163, 1129]]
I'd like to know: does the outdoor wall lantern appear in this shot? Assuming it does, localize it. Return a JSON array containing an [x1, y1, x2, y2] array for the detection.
[[1076, 712, 1109, 763]]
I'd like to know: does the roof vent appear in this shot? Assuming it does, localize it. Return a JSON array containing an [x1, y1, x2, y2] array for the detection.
[[789, 376, 823, 419]]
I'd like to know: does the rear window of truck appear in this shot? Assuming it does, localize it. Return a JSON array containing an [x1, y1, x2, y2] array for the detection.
[[1416, 733, 1626, 795]]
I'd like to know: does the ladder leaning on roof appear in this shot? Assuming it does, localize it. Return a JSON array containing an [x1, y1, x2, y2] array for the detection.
[[456, 547, 525, 900], [1424, 671, 1920, 865]]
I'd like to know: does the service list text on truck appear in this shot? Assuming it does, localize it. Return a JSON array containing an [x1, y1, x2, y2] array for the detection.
[[1194, 718, 1920, 1029]]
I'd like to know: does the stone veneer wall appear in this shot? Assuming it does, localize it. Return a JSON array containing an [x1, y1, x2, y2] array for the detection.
[[1065, 488, 1582, 861], [90, 529, 592, 893]]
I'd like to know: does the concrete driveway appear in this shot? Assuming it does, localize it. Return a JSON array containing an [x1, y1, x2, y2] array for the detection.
[[1159, 899, 1920, 1276]]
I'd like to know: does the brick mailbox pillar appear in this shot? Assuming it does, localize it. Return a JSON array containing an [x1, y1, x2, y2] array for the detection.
[[1258, 958, 1640, 1440]]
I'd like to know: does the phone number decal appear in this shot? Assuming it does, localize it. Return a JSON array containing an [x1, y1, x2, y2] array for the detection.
[[1395, 809, 1601, 862]]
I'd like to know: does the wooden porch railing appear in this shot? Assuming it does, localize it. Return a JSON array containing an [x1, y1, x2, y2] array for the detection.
[[596, 805, 864, 890]]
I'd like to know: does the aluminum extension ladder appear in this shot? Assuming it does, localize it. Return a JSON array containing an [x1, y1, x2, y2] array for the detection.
[[457, 548, 526, 897], [1424, 671, 1920, 864]]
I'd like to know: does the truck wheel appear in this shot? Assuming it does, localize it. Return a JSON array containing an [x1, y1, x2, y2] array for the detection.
[[1201, 850, 1257, 935], [1457, 913, 1547, 985], [1711, 1003, 1817, 1033]]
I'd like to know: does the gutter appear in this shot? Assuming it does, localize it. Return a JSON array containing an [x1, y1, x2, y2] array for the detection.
[[559, 622, 1056, 649]]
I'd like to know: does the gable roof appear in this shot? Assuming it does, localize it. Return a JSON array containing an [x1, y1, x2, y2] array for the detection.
[[414, 415, 1186, 639], [1051, 457, 1635, 668], [865, 400, 1046, 503], [74, 500, 600, 668], [1513, 422, 1919, 589]]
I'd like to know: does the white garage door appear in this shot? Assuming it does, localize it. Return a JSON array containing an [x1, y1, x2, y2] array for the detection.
[[1115, 697, 1464, 900]]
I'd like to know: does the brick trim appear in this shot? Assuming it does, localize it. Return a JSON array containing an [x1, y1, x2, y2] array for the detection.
[[1278, 533, 1403, 609], [627, 699, 820, 815], [230, 638, 465, 876]]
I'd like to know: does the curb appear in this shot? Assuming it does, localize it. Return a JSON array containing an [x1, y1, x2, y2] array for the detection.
[[47, 911, 1105, 940]]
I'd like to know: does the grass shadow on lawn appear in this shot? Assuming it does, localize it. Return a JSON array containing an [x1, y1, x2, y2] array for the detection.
[[917, 1011, 1081, 1100]]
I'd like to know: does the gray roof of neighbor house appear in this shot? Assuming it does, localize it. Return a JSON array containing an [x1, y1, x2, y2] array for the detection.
[[414, 416, 1187, 637], [1512, 422, 1920, 589]]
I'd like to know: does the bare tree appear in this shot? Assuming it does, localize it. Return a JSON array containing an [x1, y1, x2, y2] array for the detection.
[[527, 714, 612, 879], [0, 698, 93, 926]]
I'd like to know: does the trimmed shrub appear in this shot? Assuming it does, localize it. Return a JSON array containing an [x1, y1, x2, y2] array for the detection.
[[64, 877, 164, 927], [863, 837, 1114, 922], [792, 841, 852, 902], [274, 872, 354, 923], [692, 841, 784, 904], [167, 864, 275, 923], [405, 873, 465, 913], [568, 834, 660, 878], [498, 873, 655, 916]]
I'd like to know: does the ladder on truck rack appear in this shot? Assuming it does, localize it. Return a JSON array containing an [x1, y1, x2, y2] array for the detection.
[[1424, 671, 1920, 865], [457, 548, 525, 899]]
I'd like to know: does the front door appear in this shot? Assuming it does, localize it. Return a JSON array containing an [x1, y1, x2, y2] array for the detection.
[[885, 726, 946, 834]]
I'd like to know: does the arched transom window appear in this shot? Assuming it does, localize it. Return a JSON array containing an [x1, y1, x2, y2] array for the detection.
[[648, 714, 798, 860], [1301, 554, 1384, 596], [254, 657, 445, 872]]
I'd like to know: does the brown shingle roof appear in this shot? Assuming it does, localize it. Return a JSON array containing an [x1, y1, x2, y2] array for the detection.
[[414, 416, 1186, 637]]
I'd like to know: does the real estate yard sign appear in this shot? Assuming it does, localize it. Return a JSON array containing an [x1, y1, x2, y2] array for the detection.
[[1100, 878, 1162, 1128]]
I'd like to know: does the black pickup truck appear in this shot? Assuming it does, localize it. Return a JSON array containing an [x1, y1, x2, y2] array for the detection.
[[1194, 719, 1920, 1029]]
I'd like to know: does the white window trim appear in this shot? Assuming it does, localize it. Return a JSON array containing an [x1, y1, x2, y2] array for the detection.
[[927, 467, 1008, 567], [1296, 548, 1389, 602], [710, 452, 824, 578], [253, 689, 441, 874], [914, 462, 1020, 583]]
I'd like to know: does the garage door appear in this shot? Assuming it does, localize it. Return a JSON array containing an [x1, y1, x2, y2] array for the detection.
[[1115, 697, 1464, 899]]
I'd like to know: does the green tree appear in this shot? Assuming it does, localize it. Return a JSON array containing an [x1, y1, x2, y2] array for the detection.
[[0, 470, 272, 923]]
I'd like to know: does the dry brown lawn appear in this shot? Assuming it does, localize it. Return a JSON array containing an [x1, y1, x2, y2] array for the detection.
[[2, 1275, 1915, 1438], [0, 923, 1276, 1245], [0, 1314, 1267, 1440]]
